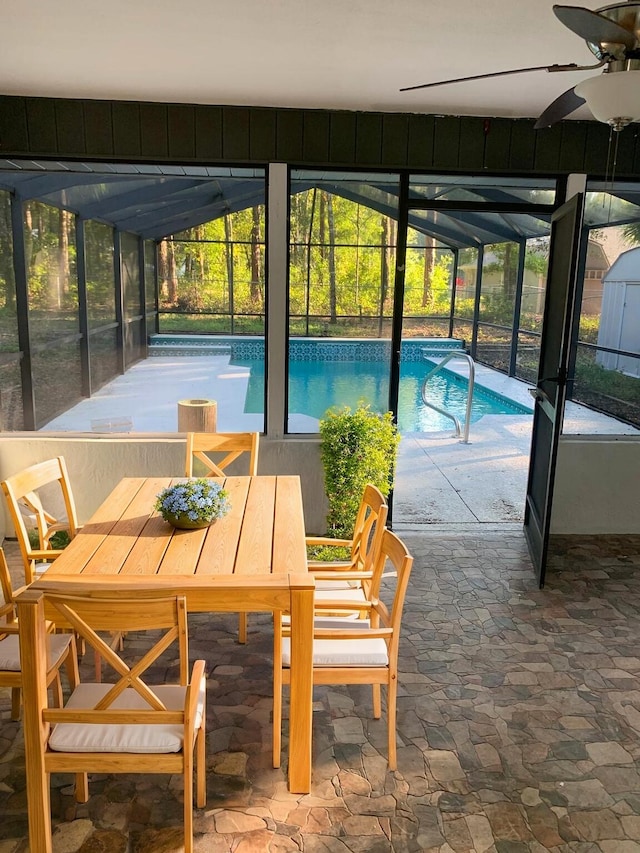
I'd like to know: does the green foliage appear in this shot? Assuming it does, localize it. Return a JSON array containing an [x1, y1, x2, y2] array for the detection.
[[49, 530, 71, 549], [319, 403, 400, 538], [306, 544, 351, 561], [27, 529, 71, 549], [576, 353, 640, 405], [578, 315, 600, 344], [622, 222, 640, 246]]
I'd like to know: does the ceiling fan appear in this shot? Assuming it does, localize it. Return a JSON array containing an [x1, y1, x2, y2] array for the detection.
[[401, 2, 640, 131]]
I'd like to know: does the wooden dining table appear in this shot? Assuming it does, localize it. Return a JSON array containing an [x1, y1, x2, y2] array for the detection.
[[17, 474, 314, 853]]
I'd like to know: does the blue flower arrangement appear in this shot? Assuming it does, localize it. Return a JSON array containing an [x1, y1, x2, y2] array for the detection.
[[155, 479, 231, 528]]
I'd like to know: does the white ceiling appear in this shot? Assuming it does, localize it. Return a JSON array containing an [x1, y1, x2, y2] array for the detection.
[[2, 0, 611, 123]]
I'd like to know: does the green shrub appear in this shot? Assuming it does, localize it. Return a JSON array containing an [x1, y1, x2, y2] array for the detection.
[[27, 528, 71, 550], [319, 403, 400, 538]]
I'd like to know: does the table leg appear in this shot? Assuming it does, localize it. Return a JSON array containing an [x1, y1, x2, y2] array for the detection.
[[287, 580, 314, 793], [17, 591, 53, 852]]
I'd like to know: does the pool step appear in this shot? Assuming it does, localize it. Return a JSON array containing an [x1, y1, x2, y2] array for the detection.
[[148, 336, 232, 357]]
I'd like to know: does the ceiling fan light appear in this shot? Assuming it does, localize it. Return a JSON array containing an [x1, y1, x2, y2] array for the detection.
[[575, 71, 640, 128]]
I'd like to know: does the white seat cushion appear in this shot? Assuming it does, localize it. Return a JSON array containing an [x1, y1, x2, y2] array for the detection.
[[0, 632, 72, 672], [314, 587, 367, 603], [282, 620, 388, 667], [49, 681, 205, 754]]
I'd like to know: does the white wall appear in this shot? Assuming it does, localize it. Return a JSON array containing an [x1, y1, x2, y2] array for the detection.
[[552, 436, 640, 534], [0, 434, 327, 539]]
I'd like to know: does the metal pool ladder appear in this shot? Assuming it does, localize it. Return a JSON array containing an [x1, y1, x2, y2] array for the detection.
[[421, 350, 476, 444]]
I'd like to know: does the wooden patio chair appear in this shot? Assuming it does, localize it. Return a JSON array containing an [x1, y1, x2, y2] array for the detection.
[[41, 592, 206, 853], [1, 456, 80, 585], [1, 457, 122, 679], [306, 484, 389, 611], [185, 431, 260, 643], [184, 431, 259, 478], [273, 528, 413, 770], [0, 548, 78, 721]]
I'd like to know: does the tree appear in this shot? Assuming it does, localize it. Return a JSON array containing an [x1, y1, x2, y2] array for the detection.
[[622, 222, 640, 246]]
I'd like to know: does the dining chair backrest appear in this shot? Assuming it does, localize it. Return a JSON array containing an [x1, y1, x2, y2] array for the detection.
[[1, 456, 80, 584], [349, 483, 388, 578], [306, 483, 388, 602], [41, 592, 206, 853], [185, 431, 259, 478]]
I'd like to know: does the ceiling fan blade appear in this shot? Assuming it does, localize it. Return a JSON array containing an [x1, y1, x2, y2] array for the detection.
[[534, 86, 586, 129], [399, 63, 580, 93], [553, 5, 637, 51]]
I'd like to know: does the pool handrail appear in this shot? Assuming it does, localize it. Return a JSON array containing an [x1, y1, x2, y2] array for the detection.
[[421, 350, 476, 444]]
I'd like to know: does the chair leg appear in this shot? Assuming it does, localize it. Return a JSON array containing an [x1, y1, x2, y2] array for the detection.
[[196, 720, 206, 808], [387, 676, 397, 771], [10, 687, 21, 721], [93, 650, 102, 683], [51, 672, 63, 709], [238, 612, 248, 644], [272, 612, 283, 768], [64, 636, 79, 690], [75, 773, 89, 803], [184, 753, 194, 853], [372, 683, 381, 719]]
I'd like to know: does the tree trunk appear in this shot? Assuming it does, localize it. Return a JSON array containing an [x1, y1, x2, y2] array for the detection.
[[380, 217, 392, 335], [224, 215, 234, 313], [503, 242, 517, 299], [158, 240, 178, 304], [327, 194, 337, 324], [422, 235, 436, 307], [319, 192, 326, 262], [250, 206, 262, 304], [0, 197, 15, 309]]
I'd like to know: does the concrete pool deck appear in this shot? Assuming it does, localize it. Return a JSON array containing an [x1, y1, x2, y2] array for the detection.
[[42, 354, 639, 527]]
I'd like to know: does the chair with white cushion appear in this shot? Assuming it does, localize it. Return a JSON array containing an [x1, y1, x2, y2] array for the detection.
[[307, 484, 388, 612], [273, 528, 413, 770], [0, 547, 78, 720], [42, 592, 206, 853], [2, 458, 122, 680]]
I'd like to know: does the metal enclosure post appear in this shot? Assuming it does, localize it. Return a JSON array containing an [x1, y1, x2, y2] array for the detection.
[[138, 235, 148, 358], [76, 216, 92, 397], [470, 245, 484, 359], [509, 239, 527, 377], [113, 230, 125, 375], [11, 194, 36, 430], [449, 248, 459, 339]]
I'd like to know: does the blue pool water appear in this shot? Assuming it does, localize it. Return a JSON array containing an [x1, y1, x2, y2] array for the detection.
[[241, 359, 531, 433]]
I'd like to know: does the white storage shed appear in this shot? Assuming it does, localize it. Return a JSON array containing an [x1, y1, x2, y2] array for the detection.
[[596, 247, 640, 377]]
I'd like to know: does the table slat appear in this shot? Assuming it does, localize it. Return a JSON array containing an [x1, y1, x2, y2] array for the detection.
[[235, 476, 276, 575], [79, 479, 169, 575], [196, 477, 250, 575], [273, 475, 308, 576], [43, 478, 147, 576]]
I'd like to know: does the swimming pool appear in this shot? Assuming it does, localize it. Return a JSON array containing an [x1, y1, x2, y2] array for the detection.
[[241, 359, 532, 433]]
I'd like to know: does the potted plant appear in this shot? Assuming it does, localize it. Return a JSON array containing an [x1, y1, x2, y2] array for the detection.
[[319, 403, 400, 539], [155, 479, 231, 529]]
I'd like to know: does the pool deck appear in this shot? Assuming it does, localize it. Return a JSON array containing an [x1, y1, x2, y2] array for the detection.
[[42, 354, 639, 527]]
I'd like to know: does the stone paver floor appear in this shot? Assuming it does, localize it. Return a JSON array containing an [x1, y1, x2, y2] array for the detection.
[[2, 531, 640, 852]]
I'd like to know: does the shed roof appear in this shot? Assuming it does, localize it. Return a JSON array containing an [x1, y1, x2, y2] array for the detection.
[[603, 247, 640, 283]]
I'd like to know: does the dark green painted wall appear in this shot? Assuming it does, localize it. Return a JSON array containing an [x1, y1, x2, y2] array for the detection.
[[0, 95, 638, 177]]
